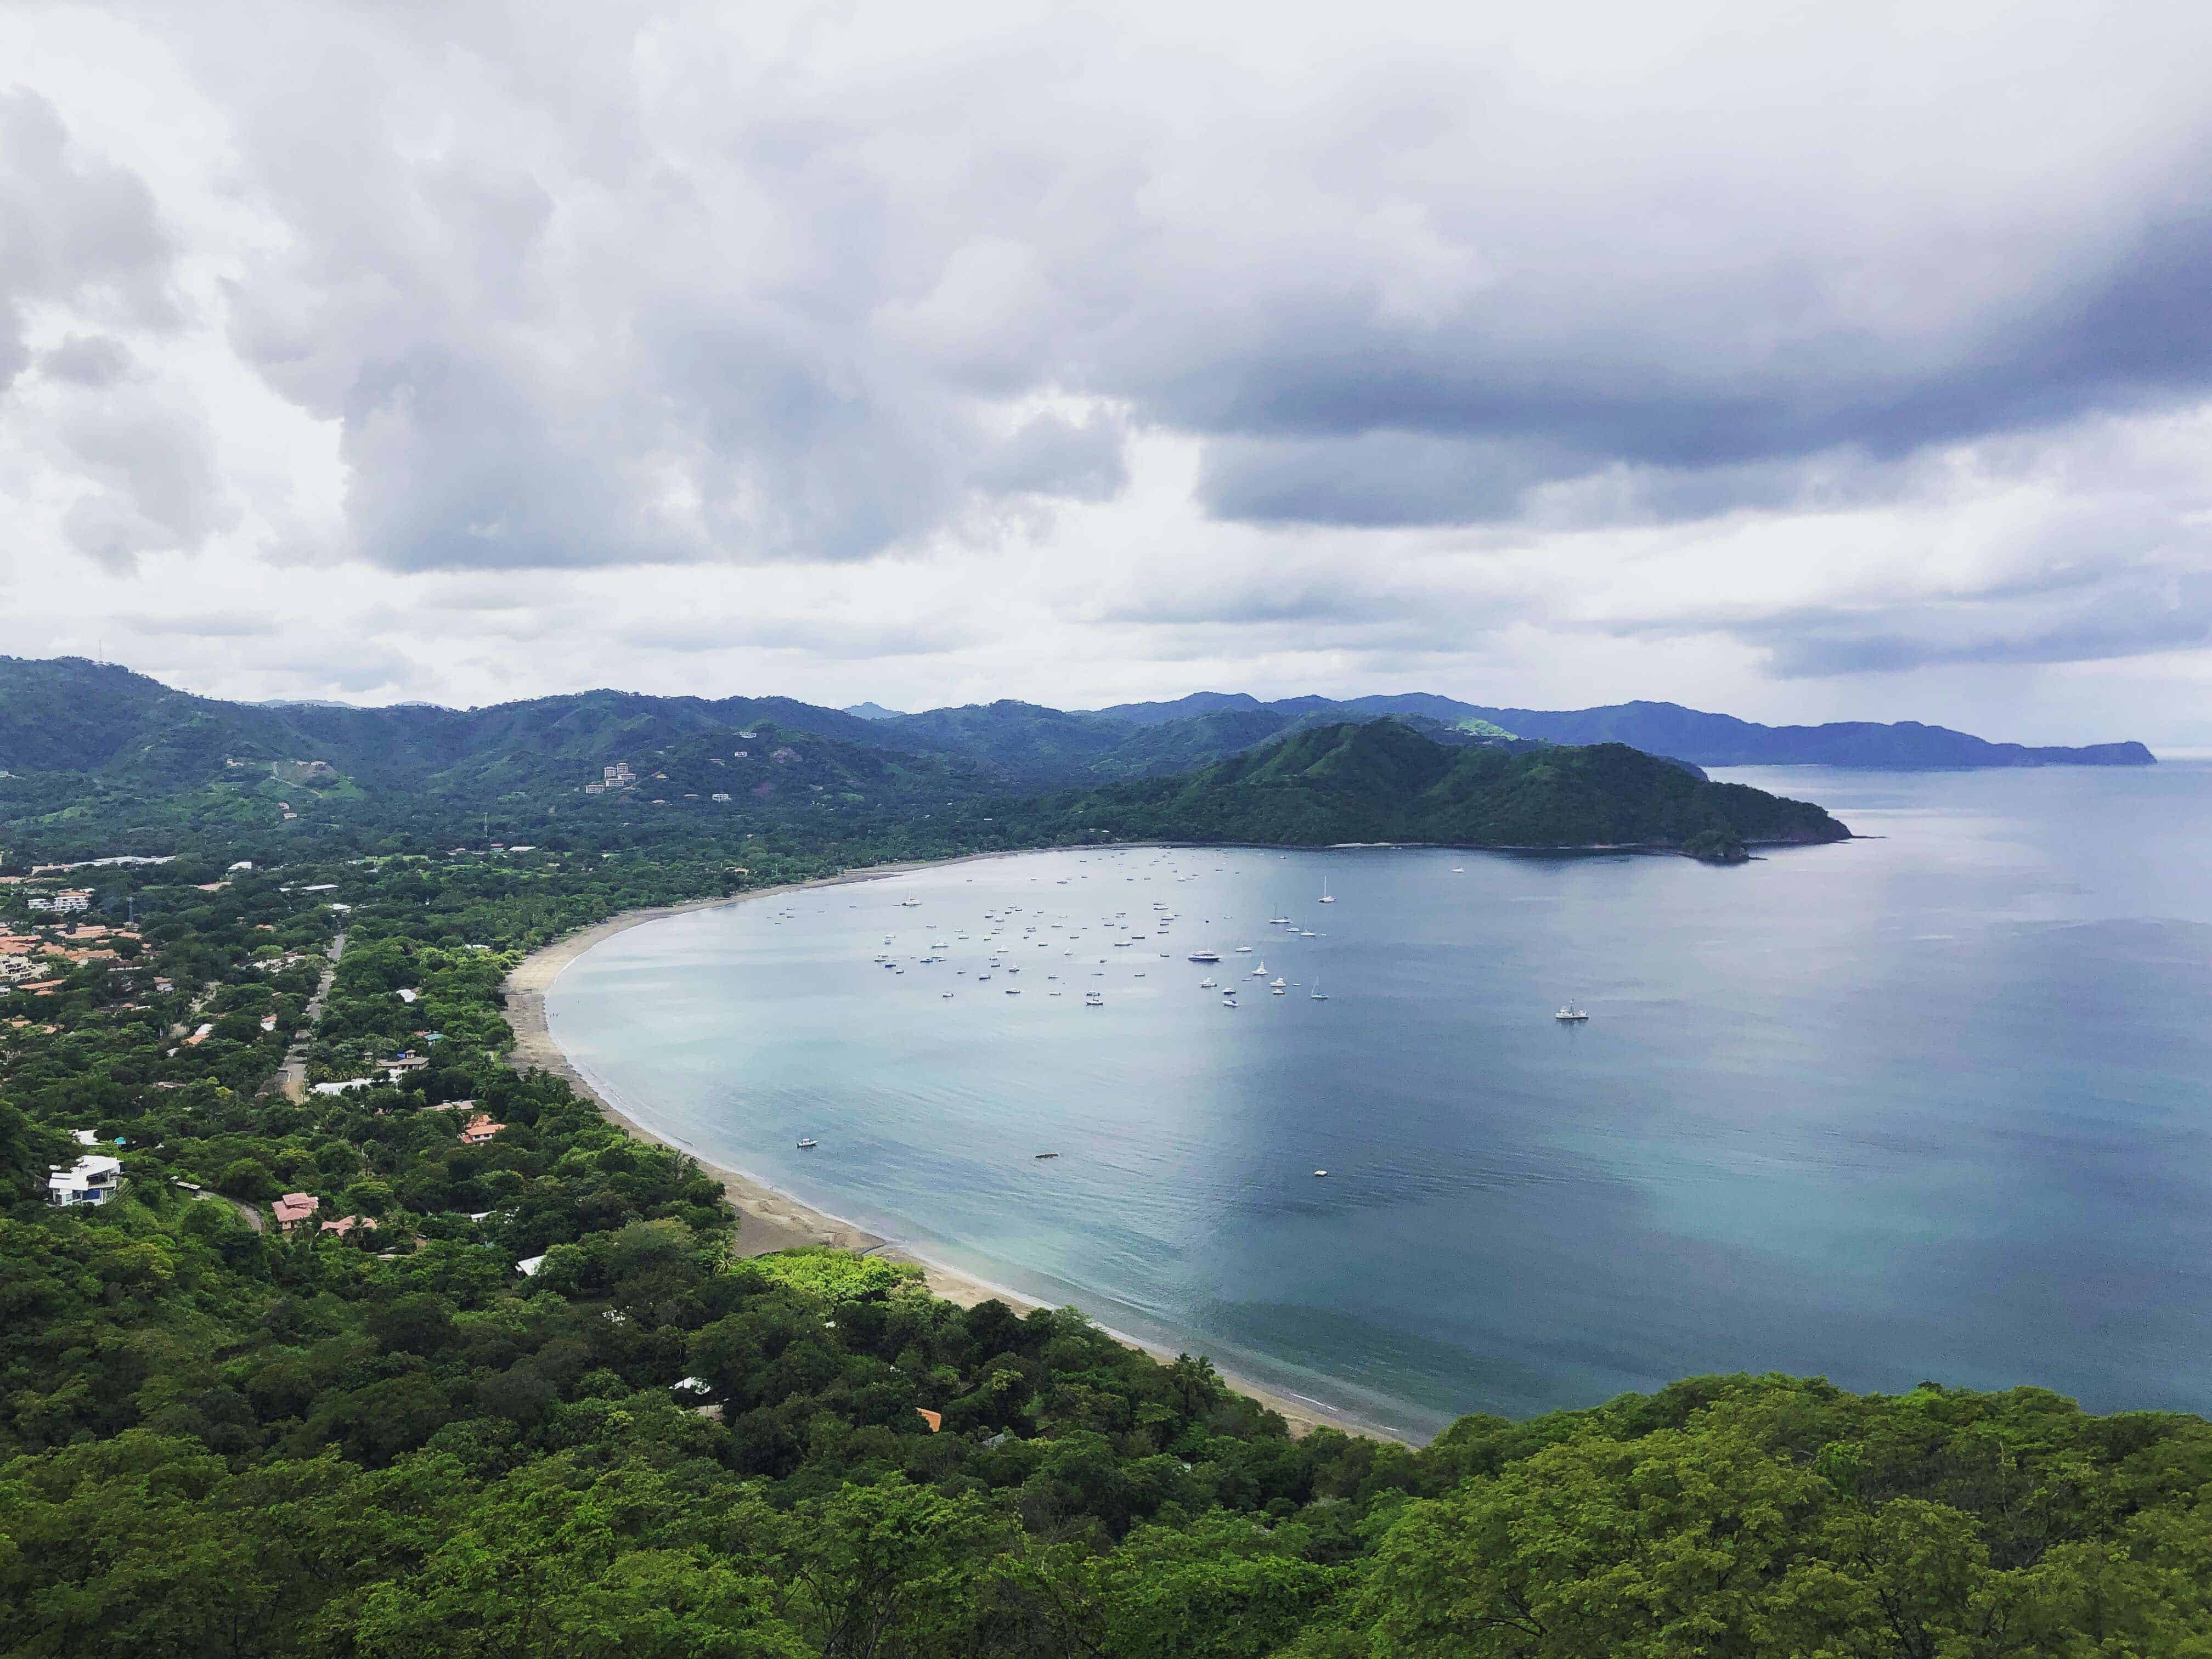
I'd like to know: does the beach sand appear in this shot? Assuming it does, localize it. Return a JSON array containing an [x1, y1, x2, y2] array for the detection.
[[503, 856, 1401, 1442]]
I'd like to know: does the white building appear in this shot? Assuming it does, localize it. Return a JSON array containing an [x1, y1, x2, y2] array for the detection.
[[29, 890, 89, 913], [49, 1152, 122, 1206]]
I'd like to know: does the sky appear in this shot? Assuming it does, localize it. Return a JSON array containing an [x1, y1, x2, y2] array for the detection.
[[3, 1, 2210, 742]]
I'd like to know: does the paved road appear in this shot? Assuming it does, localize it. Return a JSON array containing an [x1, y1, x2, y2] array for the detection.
[[274, 928, 346, 1102], [200, 1188, 266, 1233]]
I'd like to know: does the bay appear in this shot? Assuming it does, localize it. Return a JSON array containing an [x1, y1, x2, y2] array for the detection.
[[546, 760, 2212, 1440]]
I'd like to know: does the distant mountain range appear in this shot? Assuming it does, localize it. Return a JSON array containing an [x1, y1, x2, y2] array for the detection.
[[1073, 692, 2154, 769], [0, 658, 2152, 809]]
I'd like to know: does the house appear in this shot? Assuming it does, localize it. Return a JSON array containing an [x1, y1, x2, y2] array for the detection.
[[29, 891, 90, 914], [273, 1192, 321, 1228], [311, 1077, 375, 1095], [459, 1113, 505, 1145], [0, 955, 36, 982], [515, 1254, 547, 1277], [319, 1214, 377, 1237], [48, 1152, 123, 1206], [711, 792, 732, 802], [183, 1022, 213, 1046]]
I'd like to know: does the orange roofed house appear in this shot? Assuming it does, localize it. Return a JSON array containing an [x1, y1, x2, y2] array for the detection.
[[459, 1113, 505, 1145]]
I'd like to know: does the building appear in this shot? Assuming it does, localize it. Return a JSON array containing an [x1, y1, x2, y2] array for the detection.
[[28, 890, 90, 913], [319, 1214, 377, 1238], [459, 1112, 505, 1145], [48, 1152, 122, 1206], [273, 1192, 321, 1228]]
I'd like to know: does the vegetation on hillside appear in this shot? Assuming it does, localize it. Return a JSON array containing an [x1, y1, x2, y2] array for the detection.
[[1033, 722, 1850, 851]]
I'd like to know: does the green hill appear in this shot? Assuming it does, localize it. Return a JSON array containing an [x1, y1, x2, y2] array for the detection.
[[1039, 720, 1849, 855]]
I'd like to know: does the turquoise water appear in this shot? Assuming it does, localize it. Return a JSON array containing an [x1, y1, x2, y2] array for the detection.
[[546, 762, 2212, 1440]]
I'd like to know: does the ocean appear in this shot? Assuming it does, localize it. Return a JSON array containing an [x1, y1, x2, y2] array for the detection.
[[545, 760, 2212, 1440]]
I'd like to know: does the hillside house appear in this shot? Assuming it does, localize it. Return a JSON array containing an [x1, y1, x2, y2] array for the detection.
[[48, 1152, 122, 1206], [29, 891, 90, 913], [459, 1112, 505, 1145], [273, 1192, 321, 1228]]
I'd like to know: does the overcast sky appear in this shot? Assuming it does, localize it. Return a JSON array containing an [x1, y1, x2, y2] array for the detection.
[[3, 1, 2210, 741]]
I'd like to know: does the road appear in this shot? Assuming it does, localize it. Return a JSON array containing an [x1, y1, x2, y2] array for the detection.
[[274, 928, 346, 1102]]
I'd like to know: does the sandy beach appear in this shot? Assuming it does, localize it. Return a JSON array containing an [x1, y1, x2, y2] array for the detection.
[[503, 854, 1402, 1442]]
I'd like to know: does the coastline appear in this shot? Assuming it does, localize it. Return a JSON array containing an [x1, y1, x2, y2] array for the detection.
[[502, 851, 1408, 1443]]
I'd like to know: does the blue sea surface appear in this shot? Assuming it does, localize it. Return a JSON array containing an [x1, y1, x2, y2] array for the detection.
[[546, 761, 2212, 1440]]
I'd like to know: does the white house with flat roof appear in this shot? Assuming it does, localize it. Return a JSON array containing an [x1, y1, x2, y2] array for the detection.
[[48, 1152, 122, 1206]]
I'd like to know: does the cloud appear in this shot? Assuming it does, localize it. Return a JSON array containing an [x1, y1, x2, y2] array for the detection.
[[3, 1, 2212, 740]]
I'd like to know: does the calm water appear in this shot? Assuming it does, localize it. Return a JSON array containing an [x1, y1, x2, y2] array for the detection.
[[548, 762, 2212, 1439]]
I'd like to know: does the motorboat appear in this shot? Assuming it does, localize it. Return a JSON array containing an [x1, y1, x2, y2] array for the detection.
[[1555, 1005, 1589, 1022], [796, 1137, 818, 1149]]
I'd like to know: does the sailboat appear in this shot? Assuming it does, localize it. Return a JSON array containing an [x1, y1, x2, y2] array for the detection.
[[1319, 878, 1334, 904], [1251, 960, 1267, 976], [1310, 979, 1327, 1001]]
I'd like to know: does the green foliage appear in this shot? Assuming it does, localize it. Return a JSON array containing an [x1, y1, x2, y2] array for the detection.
[[1035, 722, 1850, 852], [746, 1246, 926, 1303]]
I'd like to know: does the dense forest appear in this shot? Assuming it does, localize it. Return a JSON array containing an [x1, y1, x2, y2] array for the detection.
[[1, 669, 2204, 1655], [1028, 722, 1849, 857]]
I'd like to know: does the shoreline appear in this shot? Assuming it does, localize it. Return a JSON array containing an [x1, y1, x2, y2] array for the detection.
[[503, 850, 1410, 1443]]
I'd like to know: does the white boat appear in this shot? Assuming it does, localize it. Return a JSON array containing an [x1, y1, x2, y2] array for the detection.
[[1085, 991, 1104, 1006], [1234, 946, 1253, 954], [1199, 977, 1217, 988], [901, 898, 921, 907], [1251, 960, 1267, 976], [1555, 1005, 1589, 1022], [1269, 916, 1290, 925], [1319, 879, 1334, 904], [797, 1137, 818, 1149], [1311, 979, 1327, 1001], [1313, 1169, 1329, 1177]]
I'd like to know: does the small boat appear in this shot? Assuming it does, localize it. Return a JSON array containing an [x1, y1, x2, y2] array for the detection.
[[1311, 980, 1327, 1001], [1234, 945, 1253, 954], [901, 898, 921, 907], [1187, 951, 1220, 963], [1269, 916, 1290, 925], [1555, 1005, 1589, 1022], [1085, 991, 1104, 1006], [1319, 879, 1334, 905], [1251, 961, 1267, 976], [1199, 977, 1217, 988], [1035, 1152, 1060, 1159], [796, 1137, 818, 1149], [1313, 1169, 1329, 1177]]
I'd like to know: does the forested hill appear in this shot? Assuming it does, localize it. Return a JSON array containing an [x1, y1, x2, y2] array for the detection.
[[1035, 721, 1850, 857], [1084, 691, 2156, 768]]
